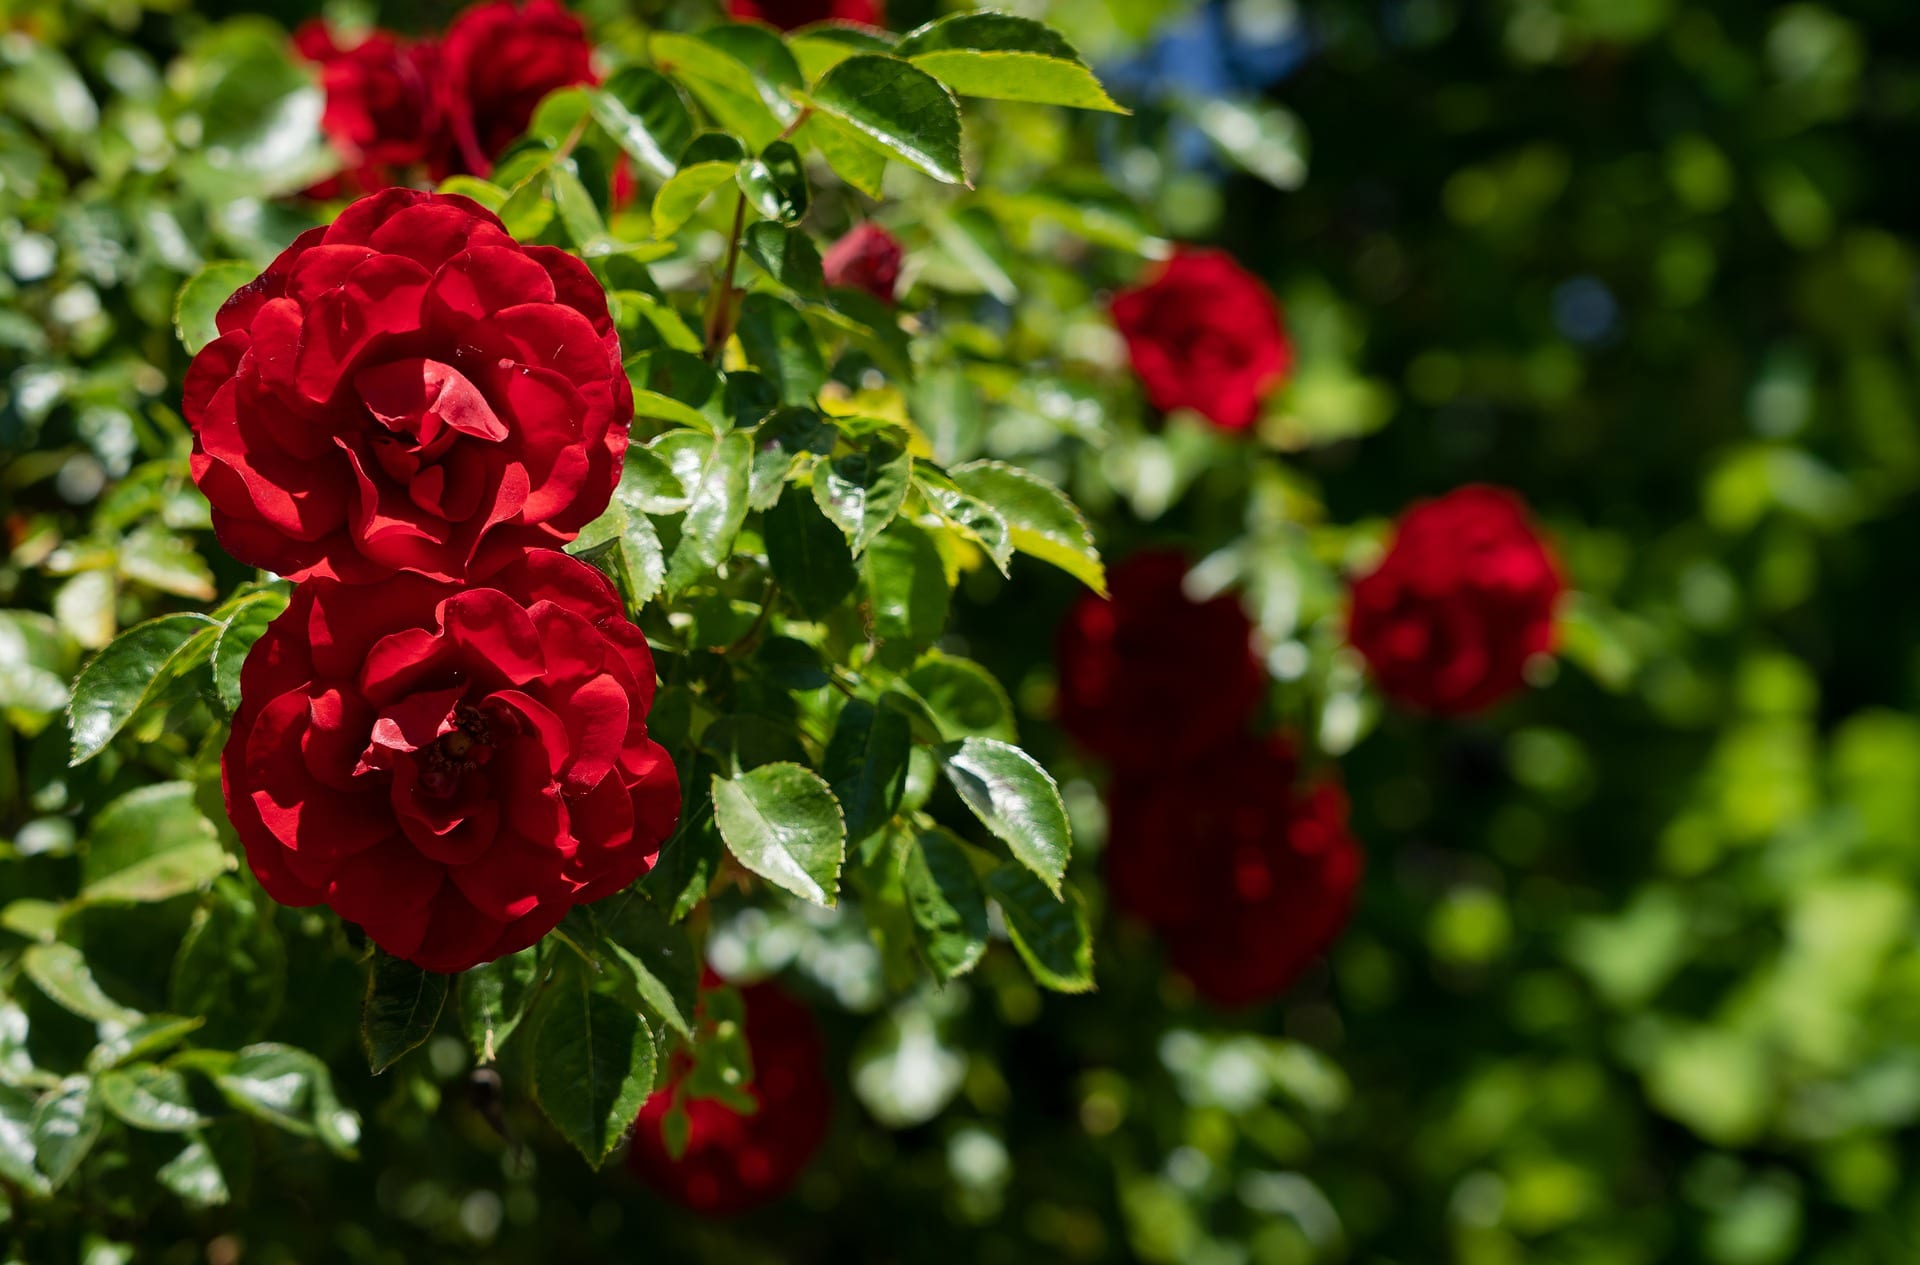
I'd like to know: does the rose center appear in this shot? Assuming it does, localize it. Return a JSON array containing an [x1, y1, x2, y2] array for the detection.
[[417, 706, 496, 798]]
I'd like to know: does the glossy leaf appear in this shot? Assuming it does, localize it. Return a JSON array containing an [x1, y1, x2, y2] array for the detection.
[[23, 943, 141, 1025], [950, 460, 1106, 594], [32, 1080, 101, 1189], [592, 67, 694, 180], [986, 864, 1094, 993], [737, 139, 809, 224], [173, 261, 254, 355], [532, 973, 656, 1167], [903, 652, 1017, 742], [711, 763, 847, 907], [808, 55, 966, 185], [814, 442, 912, 556], [736, 292, 827, 405], [744, 221, 826, 299], [362, 952, 449, 1075], [765, 484, 859, 618], [99, 1066, 206, 1133], [903, 827, 990, 979], [861, 521, 952, 669], [896, 13, 1125, 113], [824, 698, 913, 845], [68, 613, 218, 765], [938, 738, 1071, 893]]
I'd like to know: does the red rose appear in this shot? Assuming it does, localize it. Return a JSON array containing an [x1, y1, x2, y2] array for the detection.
[[821, 222, 903, 303], [1347, 485, 1564, 715], [1109, 247, 1291, 431], [728, 0, 883, 31], [628, 978, 832, 1214], [183, 188, 632, 584], [223, 550, 679, 974], [1107, 735, 1361, 1008], [294, 21, 441, 195], [438, 0, 596, 178], [1055, 550, 1266, 771]]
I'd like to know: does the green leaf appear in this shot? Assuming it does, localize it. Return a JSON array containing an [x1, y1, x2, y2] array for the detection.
[[895, 14, 1125, 113], [68, 613, 219, 765], [737, 139, 810, 224], [552, 163, 607, 246], [532, 972, 656, 1167], [791, 27, 894, 81], [592, 67, 694, 180], [32, 1080, 101, 1189], [86, 1015, 205, 1074], [157, 1135, 230, 1209], [620, 289, 706, 353], [651, 149, 743, 238], [950, 460, 1106, 594], [903, 827, 990, 979], [663, 430, 754, 595], [824, 699, 912, 845], [917, 468, 1013, 574], [697, 23, 807, 123], [808, 55, 966, 185], [744, 221, 826, 299], [860, 521, 951, 669], [711, 763, 847, 906], [98, 1066, 206, 1133], [632, 388, 715, 431], [814, 442, 911, 556], [986, 864, 1094, 993], [118, 526, 216, 600], [81, 782, 227, 905], [571, 494, 668, 611], [212, 590, 288, 717], [438, 174, 508, 211], [799, 112, 888, 198], [0, 1084, 45, 1195], [458, 948, 541, 1063], [23, 943, 141, 1025], [736, 292, 827, 406], [362, 952, 449, 1075], [749, 407, 836, 509], [211, 1044, 359, 1157], [903, 652, 1017, 742], [938, 737, 1071, 894], [644, 793, 726, 922], [589, 894, 700, 1039], [650, 31, 782, 148], [765, 484, 858, 617], [173, 262, 255, 355]]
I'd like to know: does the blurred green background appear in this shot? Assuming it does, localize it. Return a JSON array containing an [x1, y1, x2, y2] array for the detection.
[[9, 0, 1920, 1262]]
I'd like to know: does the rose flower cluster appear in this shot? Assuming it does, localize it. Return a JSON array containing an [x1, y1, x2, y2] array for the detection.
[[1057, 552, 1364, 1007], [190, 187, 677, 973], [297, 0, 596, 195]]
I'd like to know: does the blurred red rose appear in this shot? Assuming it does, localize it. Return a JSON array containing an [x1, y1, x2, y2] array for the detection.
[[1109, 247, 1291, 431], [438, 0, 596, 178], [821, 222, 903, 302], [1107, 735, 1362, 1008], [1347, 485, 1564, 715], [223, 550, 679, 974], [1055, 550, 1265, 771], [293, 21, 442, 195], [728, 0, 883, 31], [628, 978, 832, 1214], [183, 188, 632, 583]]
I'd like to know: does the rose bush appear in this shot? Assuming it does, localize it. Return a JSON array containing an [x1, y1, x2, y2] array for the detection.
[[225, 549, 678, 972], [1347, 484, 1564, 715], [183, 187, 631, 584]]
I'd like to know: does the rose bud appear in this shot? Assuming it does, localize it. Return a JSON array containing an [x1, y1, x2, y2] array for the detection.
[[1107, 735, 1362, 1008], [1055, 550, 1266, 771], [628, 977, 832, 1214], [183, 188, 632, 584], [1347, 485, 1564, 715], [821, 222, 903, 303], [223, 550, 679, 974], [1110, 247, 1292, 431], [438, 0, 596, 178], [727, 0, 885, 32], [293, 21, 442, 196]]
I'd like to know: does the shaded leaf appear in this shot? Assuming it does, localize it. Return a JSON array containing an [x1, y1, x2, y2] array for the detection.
[[458, 947, 541, 1064], [903, 827, 990, 978], [986, 864, 1094, 993], [814, 442, 911, 556], [81, 781, 227, 905], [824, 698, 912, 845], [765, 484, 858, 617], [532, 972, 656, 1167], [362, 952, 449, 1075]]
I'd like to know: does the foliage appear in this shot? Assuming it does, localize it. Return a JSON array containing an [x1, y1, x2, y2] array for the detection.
[[3, 0, 1919, 1263]]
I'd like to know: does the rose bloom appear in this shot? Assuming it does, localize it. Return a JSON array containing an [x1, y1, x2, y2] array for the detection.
[[1107, 735, 1362, 1008], [728, 0, 884, 31], [1109, 247, 1291, 431], [628, 978, 832, 1215], [438, 0, 597, 178], [821, 222, 903, 303], [224, 550, 679, 973], [1055, 550, 1266, 771], [1347, 485, 1564, 715], [293, 21, 441, 195], [183, 188, 631, 584]]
